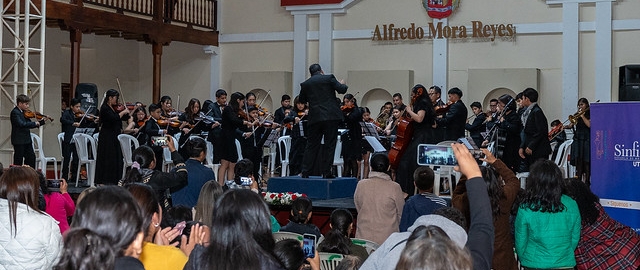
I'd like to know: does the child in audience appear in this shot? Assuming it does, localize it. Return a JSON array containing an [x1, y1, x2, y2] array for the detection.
[[273, 239, 320, 270], [280, 197, 322, 240], [399, 166, 447, 232], [225, 158, 260, 192], [514, 160, 581, 269], [317, 209, 368, 261]]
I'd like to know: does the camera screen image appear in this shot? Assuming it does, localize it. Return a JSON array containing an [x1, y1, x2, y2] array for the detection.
[[417, 144, 457, 166]]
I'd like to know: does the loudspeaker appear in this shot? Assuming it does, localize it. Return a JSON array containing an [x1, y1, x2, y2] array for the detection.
[[619, 65, 640, 101], [75, 83, 99, 115]]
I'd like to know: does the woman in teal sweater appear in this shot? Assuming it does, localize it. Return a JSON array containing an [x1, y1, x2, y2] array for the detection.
[[514, 160, 581, 269]]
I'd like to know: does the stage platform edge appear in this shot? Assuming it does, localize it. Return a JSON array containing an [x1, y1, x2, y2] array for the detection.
[[267, 176, 358, 200]]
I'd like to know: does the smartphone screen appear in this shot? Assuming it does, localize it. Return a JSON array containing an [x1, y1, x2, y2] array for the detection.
[[417, 144, 457, 166], [151, 136, 168, 147], [240, 176, 253, 186], [302, 234, 316, 258]]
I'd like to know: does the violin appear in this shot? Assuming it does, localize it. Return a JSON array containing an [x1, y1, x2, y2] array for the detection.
[[23, 110, 54, 122], [435, 101, 454, 115], [238, 110, 249, 120], [112, 103, 126, 113], [126, 102, 145, 111], [340, 104, 355, 112], [256, 105, 268, 116], [75, 112, 98, 121], [157, 118, 181, 128]]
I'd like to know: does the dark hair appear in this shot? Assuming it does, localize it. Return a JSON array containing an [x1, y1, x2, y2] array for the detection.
[[413, 166, 435, 192], [246, 92, 256, 100], [393, 93, 403, 99], [396, 225, 472, 270], [125, 183, 160, 238], [498, 94, 516, 112], [384, 101, 393, 107], [489, 99, 499, 104], [361, 107, 371, 115], [202, 100, 214, 114], [193, 180, 223, 227], [370, 153, 390, 173], [309, 64, 322, 75], [70, 98, 81, 106], [102, 89, 119, 107], [290, 197, 313, 224], [480, 166, 504, 219], [55, 186, 144, 270], [0, 166, 43, 236], [335, 255, 363, 270], [577, 97, 589, 108], [148, 103, 161, 114], [433, 207, 467, 231], [429, 85, 442, 94], [520, 159, 565, 213], [16, 94, 30, 104], [293, 95, 308, 112], [233, 159, 253, 185], [184, 98, 201, 121], [522, 88, 538, 102], [133, 106, 147, 121], [412, 84, 426, 96], [448, 87, 463, 98], [121, 145, 155, 185], [37, 170, 51, 195], [470, 102, 482, 109], [317, 209, 353, 255], [273, 239, 306, 270], [550, 119, 561, 127], [564, 178, 599, 225], [343, 94, 358, 107], [159, 96, 172, 105], [215, 89, 227, 98], [161, 205, 193, 228], [199, 189, 277, 270], [185, 136, 207, 158], [515, 92, 523, 100], [228, 92, 245, 113], [281, 94, 292, 102]]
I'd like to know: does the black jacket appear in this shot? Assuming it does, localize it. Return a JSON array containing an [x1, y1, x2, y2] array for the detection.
[[437, 100, 468, 141], [10, 107, 39, 145], [521, 103, 552, 159], [60, 109, 77, 144], [299, 74, 348, 124], [206, 102, 224, 142]]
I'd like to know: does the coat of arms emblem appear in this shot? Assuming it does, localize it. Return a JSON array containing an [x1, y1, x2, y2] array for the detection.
[[423, 0, 459, 19]]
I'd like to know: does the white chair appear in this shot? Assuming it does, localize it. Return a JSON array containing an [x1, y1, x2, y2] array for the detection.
[[272, 231, 303, 242], [57, 132, 65, 160], [319, 252, 345, 270], [72, 133, 97, 187], [118, 134, 140, 178], [332, 135, 344, 177], [516, 172, 529, 189], [31, 133, 58, 179], [351, 238, 380, 254], [267, 142, 277, 175], [555, 140, 573, 178], [277, 136, 292, 176], [235, 139, 243, 162], [162, 137, 180, 172], [92, 133, 99, 146], [205, 141, 221, 180]]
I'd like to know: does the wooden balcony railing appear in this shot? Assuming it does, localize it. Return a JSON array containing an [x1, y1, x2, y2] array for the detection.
[[79, 0, 217, 30]]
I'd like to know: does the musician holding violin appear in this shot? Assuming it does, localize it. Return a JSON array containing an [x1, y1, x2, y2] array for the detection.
[[205, 89, 226, 173], [159, 95, 181, 135], [60, 99, 87, 181], [178, 98, 210, 158], [218, 92, 250, 183], [95, 89, 130, 185], [340, 94, 363, 178], [435, 87, 468, 141], [392, 84, 436, 195], [10, 94, 49, 167], [482, 94, 523, 173], [283, 96, 309, 176], [124, 106, 149, 145]]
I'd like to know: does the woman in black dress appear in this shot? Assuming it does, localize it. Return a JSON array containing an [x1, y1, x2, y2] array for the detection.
[[218, 92, 249, 182], [395, 84, 436, 195], [95, 89, 130, 185], [340, 94, 363, 178], [568, 98, 591, 185], [283, 96, 309, 176]]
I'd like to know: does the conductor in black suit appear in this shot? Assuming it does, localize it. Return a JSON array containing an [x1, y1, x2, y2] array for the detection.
[[11, 94, 45, 167], [519, 87, 552, 170], [299, 64, 348, 178], [436, 87, 468, 141]]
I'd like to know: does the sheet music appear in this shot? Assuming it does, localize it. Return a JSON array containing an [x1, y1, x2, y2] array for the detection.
[[263, 129, 280, 147], [360, 122, 380, 139]]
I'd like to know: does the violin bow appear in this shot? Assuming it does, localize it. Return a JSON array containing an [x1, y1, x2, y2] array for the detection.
[[115, 77, 128, 106]]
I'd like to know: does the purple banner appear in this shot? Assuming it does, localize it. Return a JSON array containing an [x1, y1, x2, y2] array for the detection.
[[591, 102, 640, 232]]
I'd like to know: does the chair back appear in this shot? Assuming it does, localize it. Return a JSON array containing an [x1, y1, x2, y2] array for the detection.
[[333, 135, 343, 164], [318, 252, 345, 270], [272, 231, 303, 243], [351, 238, 380, 254], [277, 136, 292, 163], [92, 133, 99, 146], [73, 133, 97, 162], [118, 134, 140, 166], [57, 132, 65, 159], [554, 140, 573, 166], [235, 139, 243, 161], [206, 141, 214, 165], [30, 133, 46, 161]]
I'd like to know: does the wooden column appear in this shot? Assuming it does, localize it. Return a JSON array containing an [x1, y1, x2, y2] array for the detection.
[[69, 28, 82, 100], [152, 42, 163, 103]]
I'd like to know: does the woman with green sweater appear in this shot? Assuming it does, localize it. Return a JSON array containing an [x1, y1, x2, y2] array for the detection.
[[514, 159, 581, 270]]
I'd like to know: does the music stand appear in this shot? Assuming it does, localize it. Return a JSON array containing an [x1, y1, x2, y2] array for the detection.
[[72, 128, 96, 143], [360, 122, 380, 140], [263, 129, 280, 148]]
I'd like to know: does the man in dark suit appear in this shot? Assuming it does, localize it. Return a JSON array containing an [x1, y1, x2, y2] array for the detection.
[[145, 103, 168, 171], [206, 89, 226, 163], [436, 87, 468, 141], [465, 101, 487, 148], [429, 86, 446, 143], [11, 94, 45, 167], [299, 63, 348, 178], [519, 88, 552, 170], [60, 99, 84, 181]]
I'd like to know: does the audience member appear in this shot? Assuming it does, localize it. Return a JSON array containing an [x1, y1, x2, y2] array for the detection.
[[354, 153, 405, 245], [54, 186, 146, 270], [119, 143, 188, 210], [184, 189, 285, 270], [395, 225, 472, 270], [335, 255, 363, 270], [0, 166, 62, 269], [399, 166, 447, 232], [126, 183, 202, 270], [514, 159, 581, 269], [564, 178, 640, 270], [280, 197, 322, 240], [452, 148, 520, 270], [171, 137, 214, 208], [273, 239, 320, 270], [317, 209, 369, 261], [224, 158, 260, 192], [39, 171, 75, 234], [192, 180, 223, 227]]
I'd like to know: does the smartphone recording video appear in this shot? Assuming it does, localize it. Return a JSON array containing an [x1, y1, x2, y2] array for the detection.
[[151, 136, 169, 147], [303, 234, 316, 258], [417, 144, 457, 166]]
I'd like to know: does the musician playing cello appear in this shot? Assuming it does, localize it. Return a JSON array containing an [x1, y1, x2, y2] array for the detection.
[[483, 94, 522, 173], [394, 84, 436, 195]]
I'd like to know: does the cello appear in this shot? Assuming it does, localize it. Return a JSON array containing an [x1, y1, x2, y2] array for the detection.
[[388, 86, 425, 169]]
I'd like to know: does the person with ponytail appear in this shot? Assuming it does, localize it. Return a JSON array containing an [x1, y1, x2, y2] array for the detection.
[[280, 197, 322, 240], [317, 209, 368, 261], [54, 186, 146, 270], [119, 142, 187, 210]]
